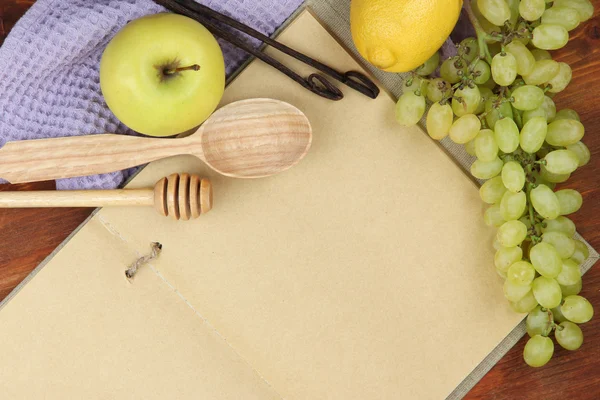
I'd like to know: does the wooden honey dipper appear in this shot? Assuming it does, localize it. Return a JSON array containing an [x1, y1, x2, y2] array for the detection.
[[0, 173, 212, 221]]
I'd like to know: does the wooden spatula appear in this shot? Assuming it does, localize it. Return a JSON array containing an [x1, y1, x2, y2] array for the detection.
[[0, 98, 312, 184]]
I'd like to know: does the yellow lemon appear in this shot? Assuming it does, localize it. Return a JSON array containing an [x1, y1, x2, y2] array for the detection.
[[351, 0, 463, 73]]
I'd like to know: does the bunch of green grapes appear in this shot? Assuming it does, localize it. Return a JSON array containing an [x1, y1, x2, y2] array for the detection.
[[396, 0, 595, 368]]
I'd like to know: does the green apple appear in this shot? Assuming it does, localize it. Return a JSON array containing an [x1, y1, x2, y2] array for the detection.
[[100, 13, 225, 137]]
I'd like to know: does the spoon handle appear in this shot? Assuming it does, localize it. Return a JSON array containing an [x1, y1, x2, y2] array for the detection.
[[0, 134, 193, 184]]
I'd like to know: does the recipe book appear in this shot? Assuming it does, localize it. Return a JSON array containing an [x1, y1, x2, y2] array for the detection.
[[0, 10, 590, 399]]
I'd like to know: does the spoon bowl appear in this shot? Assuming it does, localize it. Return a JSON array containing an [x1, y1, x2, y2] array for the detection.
[[196, 98, 312, 178], [0, 98, 313, 184]]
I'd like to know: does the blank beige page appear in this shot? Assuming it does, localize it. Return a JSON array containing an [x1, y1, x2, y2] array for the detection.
[[0, 10, 525, 400]]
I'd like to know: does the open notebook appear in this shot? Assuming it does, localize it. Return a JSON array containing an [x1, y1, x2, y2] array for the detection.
[[0, 10, 528, 399]]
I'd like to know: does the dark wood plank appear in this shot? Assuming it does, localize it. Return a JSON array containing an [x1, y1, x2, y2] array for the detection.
[[0, 0, 35, 45], [0, 182, 93, 300], [1, 1, 600, 398]]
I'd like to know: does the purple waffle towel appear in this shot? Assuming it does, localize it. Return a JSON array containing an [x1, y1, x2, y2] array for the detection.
[[0, 0, 303, 190]]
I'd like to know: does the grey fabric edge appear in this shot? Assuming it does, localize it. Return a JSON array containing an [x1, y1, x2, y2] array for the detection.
[[1, 2, 598, 399]]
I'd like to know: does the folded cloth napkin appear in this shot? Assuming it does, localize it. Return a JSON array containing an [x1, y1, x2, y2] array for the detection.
[[0, 0, 303, 190]]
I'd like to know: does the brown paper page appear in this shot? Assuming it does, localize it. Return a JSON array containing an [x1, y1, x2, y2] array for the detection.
[[94, 11, 525, 399], [0, 216, 281, 399], [0, 10, 525, 400]]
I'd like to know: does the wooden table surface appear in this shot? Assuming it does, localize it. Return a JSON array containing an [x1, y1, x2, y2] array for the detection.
[[1, 1, 599, 398]]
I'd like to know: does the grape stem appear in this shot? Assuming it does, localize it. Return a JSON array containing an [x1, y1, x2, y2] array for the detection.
[[464, 0, 493, 64], [545, 309, 555, 334]]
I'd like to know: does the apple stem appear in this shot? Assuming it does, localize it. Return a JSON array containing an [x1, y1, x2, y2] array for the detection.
[[164, 64, 201, 75]]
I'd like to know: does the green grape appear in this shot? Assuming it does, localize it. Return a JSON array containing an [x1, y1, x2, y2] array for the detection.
[[465, 137, 478, 156], [508, 260, 536, 286], [504, 279, 532, 302], [493, 237, 503, 251], [404, 76, 428, 94], [484, 204, 506, 227], [542, 216, 576, 237], [556, 259, 581, 286], [554, 109, 580, 122], [522, 97, 556, 125], [555, 189, 583, 216], [555, 321, 584, 351], [547, 62, 572, 93], [476, 87, 494, 114], [477, 0, 511, 25], [520, 116, 548, 153], [546, 119, 585, 147], [440, 56, 467, 84], [512, 85, 545, 111], [475, 129, 499, 162], [452, 86, 482, 117], [497, 220, 528, 247], [554, 0, 595, 22], [532, 276, 562, 309], [552, 305, 568, 324], [540, 164, 570, 183], [541, 96, 557, 122], [486, 98, 514, 130], [480, 176, 507, 204], [531, 49, 552, 61], [530, 242, 563, 278], [505, 41, 536, 76], [519, 215, 533, 231], [492, 52, 518, 86], [472, 0, 503, 35], [494, 117, 520, 152], [500, 190, 527, 221], [501, 161, 525, 193], [561, 280, 583, 297], [542, 231, 576, 259], [426, 78, 450, 102], [519, 0, 546, 21], [523, 96, 556, 124], [570, 240, 590, 265], [473, 60, 492, 85], [495, 246, 523, 274], [510, 290, 539, 313], [543, 150, 579, 175], [531, 184, 561, 220], [522, 107, 546, 125], [542, 7, 581, 31], [506, 0, 520, 28], [449, 114, 481, 144], [471, 157, 504, 179], [481, 76, 498, 90], [566, 142, 591, 167], [523, 60, 560, 85], [395, 92, 425, 126], [562, 295, 594, 323], [426, 102, 454, 140], [416, 51, 440, 76], [459, 37, 479, 63], [524, 335, 554, 367], [514, 28, 534, 48], [532, 24, 570, 51], [527, 306, 554, 337]]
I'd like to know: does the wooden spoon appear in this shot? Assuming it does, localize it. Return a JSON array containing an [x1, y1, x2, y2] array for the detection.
[[0, 98, 312, 184], [0, 173, 212, 221]]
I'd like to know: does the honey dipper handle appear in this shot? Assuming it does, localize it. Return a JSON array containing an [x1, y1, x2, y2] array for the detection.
[[0, 134, 195, 184], [0, 189, 155, 208]]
